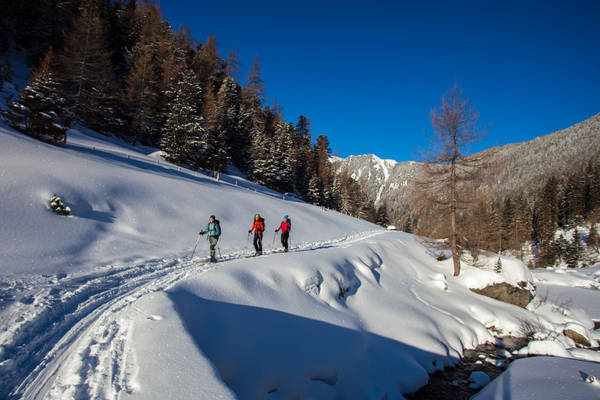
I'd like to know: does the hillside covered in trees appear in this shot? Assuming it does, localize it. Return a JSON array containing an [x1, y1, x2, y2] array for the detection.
[[0, 0, 375, 219], [334, 114, 600, 268], [1, 0, 598, 270]]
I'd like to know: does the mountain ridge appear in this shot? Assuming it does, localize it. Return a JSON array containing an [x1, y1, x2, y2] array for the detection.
[[332, 112, 600, 226]]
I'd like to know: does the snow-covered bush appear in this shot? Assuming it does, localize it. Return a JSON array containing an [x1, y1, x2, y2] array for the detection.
[[49, 195, 71, 216]]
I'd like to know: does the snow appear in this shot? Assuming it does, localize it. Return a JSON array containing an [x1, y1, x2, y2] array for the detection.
[[1, 123, 600, 399], [0, 126, 373, 277], [469, 371, 491, 389], [473, 356, 600, 400]]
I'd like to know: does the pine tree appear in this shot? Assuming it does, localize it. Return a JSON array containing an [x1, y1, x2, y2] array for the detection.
[[501, 198, 515, 250], [246, 55, 265, 104], [2, 49, 71, 145], [193, 35, 224, 94], [225, 48, 242, 82], [584, 160, 600, 219], [200, 89, 228, 174], [11, 0, 80, 65], [273, 121, 296, 192], [314, 135, 334, 206], [294, 115, 313, 194], [250, 128, 276, 186], [124, 3, 164, 145], [587, 225, 599, 251], [56, 0, 113, 128], [161, 71, 203, 166], [105, 0, 141, 79], [513, 195, 532, 259], [308, 172, 324, 205], [487, 201, 503, 253], [536, 177, 560, 263], [566, 231, 583, 268], [217, 76, 249, 171]]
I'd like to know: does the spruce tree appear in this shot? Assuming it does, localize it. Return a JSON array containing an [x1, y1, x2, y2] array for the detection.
[[308, 172, 324, 205], [3, 49, 71, 145], [218, 76, 248, 171], [587, 225, 599, 251], [161, 71, 203, 166], [536, 177, 560, 262], [294, 115, 313, 194], [502, 197, 515, 250], [200, 89, 228, 174], [566, 231, 583, 268]]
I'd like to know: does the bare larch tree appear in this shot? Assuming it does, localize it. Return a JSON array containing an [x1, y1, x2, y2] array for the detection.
[[418, 84, 488, 276]]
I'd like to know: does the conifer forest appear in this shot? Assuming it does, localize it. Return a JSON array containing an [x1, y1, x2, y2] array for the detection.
[[1, 0, 599, 270]]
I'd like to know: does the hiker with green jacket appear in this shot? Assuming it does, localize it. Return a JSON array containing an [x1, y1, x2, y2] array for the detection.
[[200, 215, 221, 262]]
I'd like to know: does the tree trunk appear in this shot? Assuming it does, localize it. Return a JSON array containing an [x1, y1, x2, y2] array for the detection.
[[451, 156, 460, 276]]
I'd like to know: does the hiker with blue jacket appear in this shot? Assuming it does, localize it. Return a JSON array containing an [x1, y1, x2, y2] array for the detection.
[[199, 215, 221, 262]]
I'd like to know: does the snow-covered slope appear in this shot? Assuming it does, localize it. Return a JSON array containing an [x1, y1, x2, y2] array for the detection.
[[1, 125, 600, 400], [0, 126, 375, 277]]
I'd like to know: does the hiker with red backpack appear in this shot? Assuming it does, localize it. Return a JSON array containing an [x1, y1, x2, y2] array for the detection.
[[249, 214, 265, 255], [275, 215, 292, 252]]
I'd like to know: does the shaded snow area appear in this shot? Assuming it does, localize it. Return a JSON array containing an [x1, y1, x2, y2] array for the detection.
[[473, 356, 600, 400], [1, 125, 600, 399]]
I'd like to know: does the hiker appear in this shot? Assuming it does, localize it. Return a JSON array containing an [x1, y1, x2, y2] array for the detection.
[[249, 214, 265, 255], [275, 215, 292, 252], [199, 215, 221, 262]]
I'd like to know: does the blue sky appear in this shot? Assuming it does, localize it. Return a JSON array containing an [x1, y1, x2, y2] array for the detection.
[[160, 1, 600, 161]]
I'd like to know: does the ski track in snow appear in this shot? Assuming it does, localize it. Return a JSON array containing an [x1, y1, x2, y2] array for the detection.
[[0, 229, 384, 400]]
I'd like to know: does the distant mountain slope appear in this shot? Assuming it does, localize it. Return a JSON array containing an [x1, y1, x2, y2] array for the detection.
[[479, 112, 600, 195], [330, 154, 420, 225], [332, 112, 600, 225]]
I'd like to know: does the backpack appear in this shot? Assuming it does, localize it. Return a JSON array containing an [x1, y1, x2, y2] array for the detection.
[[214, 219, 221, 237], [287, 218, 291, 231], [259, 217, 265, 232]]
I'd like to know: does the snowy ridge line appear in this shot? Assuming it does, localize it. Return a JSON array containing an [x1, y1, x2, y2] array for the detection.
[[68, 135, 303, 203], [3, 229, 384, 399]]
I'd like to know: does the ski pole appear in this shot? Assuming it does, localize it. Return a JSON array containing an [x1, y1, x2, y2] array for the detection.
[[217, 246, 222, 259], [272, 231, 277, 245], [191, 234, 201, 259]]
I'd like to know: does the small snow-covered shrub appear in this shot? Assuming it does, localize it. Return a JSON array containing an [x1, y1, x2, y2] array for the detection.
[[49, 195, 71, 216]]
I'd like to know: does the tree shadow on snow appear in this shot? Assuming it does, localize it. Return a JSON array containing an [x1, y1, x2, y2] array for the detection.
[[168, 288, 459, 399], [66, 143, 223, 188]]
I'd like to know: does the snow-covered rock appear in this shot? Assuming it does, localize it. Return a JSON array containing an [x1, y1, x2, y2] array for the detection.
[[469, 371, 491, 389], [473, 356, 600, 400]]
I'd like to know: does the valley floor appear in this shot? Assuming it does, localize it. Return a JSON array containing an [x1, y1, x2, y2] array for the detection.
[[2, 231, 599, 399]]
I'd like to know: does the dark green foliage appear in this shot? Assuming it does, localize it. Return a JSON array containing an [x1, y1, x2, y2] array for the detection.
[[566, 231, 583, 268], [161, 70, 203, 165], [587, 226, 599, 251], [6, 0, 380, 226], [2, 51, 71, 145], [49, 195, 71, 216]]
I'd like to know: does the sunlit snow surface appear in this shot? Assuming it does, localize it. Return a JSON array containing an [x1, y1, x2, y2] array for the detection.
[[1, 124, 599, 399]]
